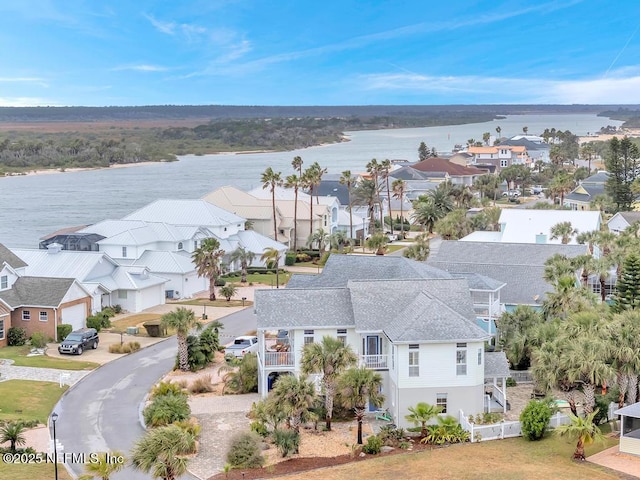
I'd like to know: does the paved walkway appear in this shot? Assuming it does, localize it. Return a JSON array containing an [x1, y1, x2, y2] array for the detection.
[[588, 444, 640, 478], [0, 361, 89, 385], [187, 393, 261, 479]]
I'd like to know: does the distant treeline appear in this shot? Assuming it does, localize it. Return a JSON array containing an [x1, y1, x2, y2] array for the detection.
[[598, 108, 640, 128]]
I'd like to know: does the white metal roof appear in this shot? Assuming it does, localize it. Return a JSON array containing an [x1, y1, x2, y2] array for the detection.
[[123, 199, 245, 227], [11, 248, 119, 281], [498, 209, 601, 244]]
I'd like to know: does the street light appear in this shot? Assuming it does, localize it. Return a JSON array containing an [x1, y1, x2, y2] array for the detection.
[[51, 412, 59, 480]]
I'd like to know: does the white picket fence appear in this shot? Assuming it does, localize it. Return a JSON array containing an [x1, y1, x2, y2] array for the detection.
[[459, 410, 570, 442]]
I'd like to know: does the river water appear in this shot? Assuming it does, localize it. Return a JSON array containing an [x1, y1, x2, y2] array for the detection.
[[0, 113, 622, 247]]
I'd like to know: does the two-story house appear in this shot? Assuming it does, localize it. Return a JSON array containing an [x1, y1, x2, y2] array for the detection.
[[254, 255, 510, 427], [467, 145, 529, 172]]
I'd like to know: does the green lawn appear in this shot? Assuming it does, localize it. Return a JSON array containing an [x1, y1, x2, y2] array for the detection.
[[221, 272, 292, 286], [0, 346, 98, 370], [281, 431, 621, 480], [385, 244, 406, 253], [0, 380, 68, 423], [172, 297, 253, 308], [0, 462, 73, 480]]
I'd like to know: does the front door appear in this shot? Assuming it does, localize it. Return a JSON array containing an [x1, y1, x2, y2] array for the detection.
[[365, 335, 379, 356]]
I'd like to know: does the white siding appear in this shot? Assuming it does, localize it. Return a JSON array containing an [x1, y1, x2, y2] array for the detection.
[[61, 282, 89, 304], [609, 214, 630, 235], [139, 285, 164, 312]]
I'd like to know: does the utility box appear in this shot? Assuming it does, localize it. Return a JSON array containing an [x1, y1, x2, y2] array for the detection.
[[126, 327, 139, 335]]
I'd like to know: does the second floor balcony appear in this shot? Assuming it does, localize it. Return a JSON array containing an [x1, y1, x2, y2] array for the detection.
[[360, 354, 388, 370]]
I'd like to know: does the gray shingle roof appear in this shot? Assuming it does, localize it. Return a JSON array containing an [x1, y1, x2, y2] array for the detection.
[[0, 277, 76, 308], [0, 244, 27, 269], [620, 212, 640, 224], [484, 352, 511, 378], [428, 241, 587, 305], [298, 254, 453, 289], [255, 288, 354, 329], [452, 272, 506, 291]]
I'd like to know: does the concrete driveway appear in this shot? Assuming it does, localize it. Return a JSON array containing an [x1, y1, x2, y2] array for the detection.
[[52, 307, 258, 480]]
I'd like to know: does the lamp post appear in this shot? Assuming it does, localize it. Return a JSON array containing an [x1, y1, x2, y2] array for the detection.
[[51, 412, 59, 480], [203, 303, 207, 320]]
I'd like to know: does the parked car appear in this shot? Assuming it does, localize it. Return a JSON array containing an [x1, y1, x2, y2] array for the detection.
[[385, 231, 398, 242], [58, 328, 99, 355], [502, 190, 520, 198], [226, 335, 259, 358], [530, 185, 544, 195]]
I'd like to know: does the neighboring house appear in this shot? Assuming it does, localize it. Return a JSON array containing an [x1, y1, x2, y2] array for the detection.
[[608, 211, 640, 234], [0, 276, 92, 346], [614, 403, 640, 456], [427, 241, 588, 311], [467, 146, 529, 172], [410, 157, 486, 186], [461, 209, 601, 245], [11, 244, 167, 313], [564, 171, 609, 211], [499, 137, 550, 163]]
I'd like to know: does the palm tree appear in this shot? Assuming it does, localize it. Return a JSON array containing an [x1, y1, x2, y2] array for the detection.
[[261, 167, 283, 242], [392, 178, 406, 238], [271, 374, 317, 434], [301, 336, 357, 431], [550, 221, 578, 244], [353, 178, 378, 233], [592, 256, 613, 302], [219, 283, 237, 301], [192, 237, 225, 301], [338, 366, 384, 444], [329, 230, 348, 251], [0, 421, 25, 453], [218, 353, 258, 394], [230, 247, 255, 283], [261, 247, 282, 288], [340, 170, 356, 240], [285, 173, 302, 251], [366, 159, 384, 228], [309, 161, 327, 205], [292, 155, 303, 177], [131, 424, 195, 480], [381, 159, 392, 234], [161, 307, 201, 372], [405, 402, 443, 437], [495, 126, 502, 138], [543, 254, 576, 285], [366, 233, 389, 255], [303, 164, 324, 237], [610, 312, 640, 408], [403, 233, 430, 261], [549, 172, 574, 206], [576, 230, 599, 255], [482, 132, 491, 145], [411, 198, 440, 234], [572, 254, 594, 287], [79, 451, 125, 480], [307, 228, 330, 252], [555, 410, 604, 460]]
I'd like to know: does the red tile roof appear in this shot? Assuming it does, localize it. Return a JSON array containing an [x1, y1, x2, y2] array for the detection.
[[412, 157, 486, 176]]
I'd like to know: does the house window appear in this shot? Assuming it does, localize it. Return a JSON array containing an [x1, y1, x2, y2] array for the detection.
[[118, 290, 128, 300], [500, 159, 508, 168], [122, 246, 127, 258], [0, 275, 7, 289], [178, 242, 183, 250], [304, 329, 314, 345], [409, 344, 419, 377], [478, 348, 482, 366], [22, 310, 31, 321], [391, 345, 395, 370], [457, 343, 467, 376], [337, 329, 347, 345], [0, 319, 4, 340], [194, 240, 198, 249], [437, 393, 448, 413], [39, 311, 48, 322]]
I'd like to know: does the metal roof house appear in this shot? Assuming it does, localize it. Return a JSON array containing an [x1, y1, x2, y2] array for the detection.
[[614, 403, 640, 456]]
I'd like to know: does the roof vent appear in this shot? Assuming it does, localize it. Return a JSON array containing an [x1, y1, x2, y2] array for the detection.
[[47, 243, 63, 254]]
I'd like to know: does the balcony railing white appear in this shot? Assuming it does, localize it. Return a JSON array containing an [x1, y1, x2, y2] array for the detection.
[[261, 351, 294, 367], [361, 354, 388, 369]]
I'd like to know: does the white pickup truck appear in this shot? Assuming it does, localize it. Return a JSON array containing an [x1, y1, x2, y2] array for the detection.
[[225, 335, 259, 358]]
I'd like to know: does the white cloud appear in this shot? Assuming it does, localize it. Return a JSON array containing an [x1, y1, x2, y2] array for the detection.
[[144, 13, 207, 41], [144, 13, 176, 35], [358, 71, 640, 104], [0, 96, 60, 107], [111, 64, 168, 72]]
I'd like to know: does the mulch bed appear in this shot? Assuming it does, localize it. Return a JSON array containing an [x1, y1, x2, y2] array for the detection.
[[208, 442, 433, 480]]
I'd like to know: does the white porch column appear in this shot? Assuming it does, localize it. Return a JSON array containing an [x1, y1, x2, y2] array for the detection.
[[502, 376, 507, 413]]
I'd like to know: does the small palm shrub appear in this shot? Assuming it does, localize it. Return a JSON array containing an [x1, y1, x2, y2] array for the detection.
[[272, 429, 300, 457], [143, 394, 191, 427], [378, 424, 406, 447], [219, 284, 238, 301], [30, 332, 47, 349], [150, 381, 186, 399], [520, 399, 553, 441], [226, 432, 264, 468], [189, 375, 214, 394], [362, 434, 383, 454], [422, 416, 470, 445], [173, 418, 201, 439]]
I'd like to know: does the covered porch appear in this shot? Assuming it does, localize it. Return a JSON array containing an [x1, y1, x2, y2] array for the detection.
[[484, 351, 511, 413], [615, 403, 640, 455], [357, 331, 389, 370]]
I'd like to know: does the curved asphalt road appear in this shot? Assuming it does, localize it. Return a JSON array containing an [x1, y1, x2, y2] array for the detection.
[[52, 307, 257, 480]]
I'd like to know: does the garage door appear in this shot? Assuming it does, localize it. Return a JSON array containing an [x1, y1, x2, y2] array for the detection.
[[61, 304, 86, 331]]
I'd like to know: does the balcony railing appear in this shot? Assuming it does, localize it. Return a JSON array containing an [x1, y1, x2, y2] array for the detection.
[[361, 354, 388, 369], [261, 351, 294, 367]]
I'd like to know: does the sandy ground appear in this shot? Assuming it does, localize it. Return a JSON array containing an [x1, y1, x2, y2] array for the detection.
[[588, 445, 640, 478]]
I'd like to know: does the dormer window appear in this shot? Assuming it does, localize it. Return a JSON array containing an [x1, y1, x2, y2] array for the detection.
[[122, 247, 127, 258], [178, 242, 183, 250]]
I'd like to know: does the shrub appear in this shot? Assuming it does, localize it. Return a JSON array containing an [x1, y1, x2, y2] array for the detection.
[[143, 394, 191, 427], [113, 304, 123, 314], [86, 316, 103, 332], [29, 332, 47, 349], [150, 381, 186, 399], [285, 252, 296, 266], [506, 377, 517, 387], [472, 412, 503, 425], [295, 253, 312, 263], [422, 416, 470, 445], [226, 431, 264, 468], [109, 341, 141, 354], [57, 324, 73, 342], [272, 429, 300, 457], [378, 425, 406, 447], [189, 375, 214, 394], [250, 420, 269, 437], [214, 278, 226, 287], [7, 327, 27, 346], [520, 399, 553, 441], [173, 418, 201, 438], [362, 434, 383, 454], [109, 344, 123, 354], [319, 251, 331, 266], [219, 284, 237, 301]]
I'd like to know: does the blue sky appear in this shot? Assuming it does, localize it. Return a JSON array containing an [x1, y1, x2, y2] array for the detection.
[[1, 0, 640, 106]]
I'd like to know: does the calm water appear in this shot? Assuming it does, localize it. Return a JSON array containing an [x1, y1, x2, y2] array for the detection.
[[0, 113, 622, 248]]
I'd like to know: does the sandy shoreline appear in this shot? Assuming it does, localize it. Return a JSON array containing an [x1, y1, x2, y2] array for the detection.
[[5, 161, 165, 177]]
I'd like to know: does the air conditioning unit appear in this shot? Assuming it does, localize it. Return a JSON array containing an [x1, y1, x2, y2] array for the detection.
[[175, 291, 180, 296]]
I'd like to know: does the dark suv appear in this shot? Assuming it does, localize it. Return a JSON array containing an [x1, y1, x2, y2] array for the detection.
[[58, 328, 99, 355]]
